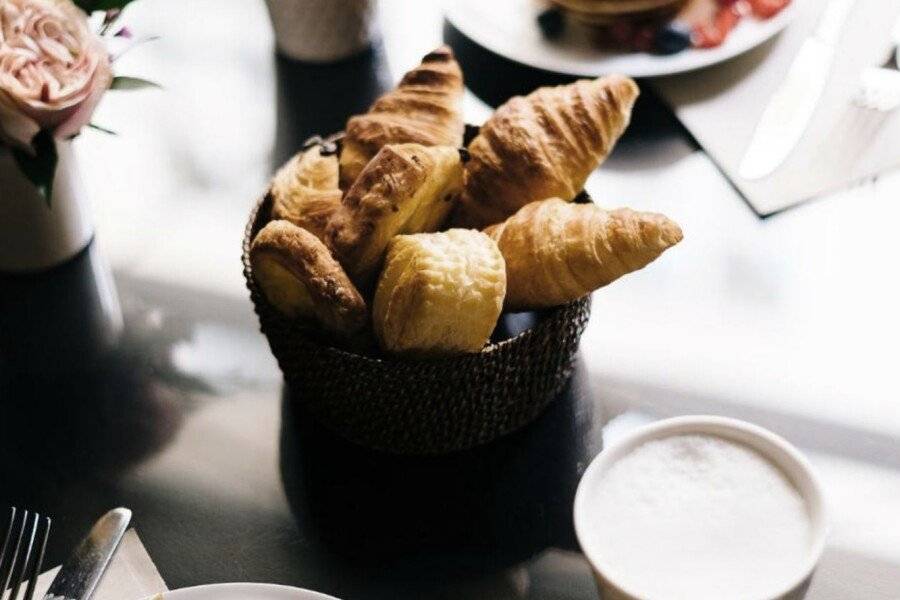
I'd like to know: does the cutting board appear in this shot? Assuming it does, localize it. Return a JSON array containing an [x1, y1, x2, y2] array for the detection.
[[652, 0, 900, 215]]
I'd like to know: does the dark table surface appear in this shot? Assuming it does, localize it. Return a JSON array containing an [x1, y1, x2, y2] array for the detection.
[[1, 1, 899, 598]]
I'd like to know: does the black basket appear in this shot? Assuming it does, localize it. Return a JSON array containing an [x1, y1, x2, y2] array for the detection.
[[242, 139, 591, 455]]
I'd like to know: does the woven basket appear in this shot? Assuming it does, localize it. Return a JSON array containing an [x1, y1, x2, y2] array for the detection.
[[242, 141, 592, 455]]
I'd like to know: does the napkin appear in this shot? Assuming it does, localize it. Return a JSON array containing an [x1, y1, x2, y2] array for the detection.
[[652, 0, 900, 215], [19, 529, 168, 600]]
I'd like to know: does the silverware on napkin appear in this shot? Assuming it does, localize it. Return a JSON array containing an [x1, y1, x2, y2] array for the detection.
[[43, 508, 131, 600], [739, 0, 857, 180], [0, 508, 51, 600]]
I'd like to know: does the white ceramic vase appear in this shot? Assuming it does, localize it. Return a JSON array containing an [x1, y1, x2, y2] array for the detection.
[[0, 140, 93, 273], [264, 0, 377, 62]]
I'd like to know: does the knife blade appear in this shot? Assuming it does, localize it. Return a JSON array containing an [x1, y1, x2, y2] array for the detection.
[[43, 508, 132, 600], [739, 0, 857, 180]]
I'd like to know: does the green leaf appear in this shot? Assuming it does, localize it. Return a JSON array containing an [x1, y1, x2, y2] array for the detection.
[[110, 76, 162, 91], [11, 131, 58, 207], [88, 122, 118, 135], [74, 0, 138, 12]]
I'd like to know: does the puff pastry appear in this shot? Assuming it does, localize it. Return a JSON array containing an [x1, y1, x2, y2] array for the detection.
[[373, 229, 506, 356], [485, 198, 682, 310], [552, 0, 685, 24], [456, 75, 639, 228], [340, 45, 465, 189], [326, 143, 464, 286], [251, 220, 367, 336], [270, 145, 342, 242]]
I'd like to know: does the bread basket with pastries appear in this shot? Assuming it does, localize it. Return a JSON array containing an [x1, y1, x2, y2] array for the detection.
[[242, 46, 682, 454]]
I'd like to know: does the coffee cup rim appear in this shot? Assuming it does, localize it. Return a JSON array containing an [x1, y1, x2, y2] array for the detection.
[[573, 415, 828, 600]]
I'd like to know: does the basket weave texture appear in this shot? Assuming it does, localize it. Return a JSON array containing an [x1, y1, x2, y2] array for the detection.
[[243, 185, 591, 455]]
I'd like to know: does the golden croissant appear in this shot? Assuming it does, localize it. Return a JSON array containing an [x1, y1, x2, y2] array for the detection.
[[250, 220, 367, 336], [485, 198, 682, 310], [457, 75, 639, 228], [340, 45, 465, 189], [270, 145, 342, 242], [326, 143, 463, 286], [373, 229, 506, 356]]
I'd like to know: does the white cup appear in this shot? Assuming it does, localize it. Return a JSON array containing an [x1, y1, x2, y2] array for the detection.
[[0, 141, 93, 272], [574, 416, 827, 600], [264, 0, 377, 62]]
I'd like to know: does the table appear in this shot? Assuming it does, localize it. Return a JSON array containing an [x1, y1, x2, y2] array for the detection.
[[1, 1, 899, 598]]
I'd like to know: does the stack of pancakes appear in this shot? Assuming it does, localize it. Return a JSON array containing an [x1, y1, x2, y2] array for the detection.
[[551, 0, 687, 25]]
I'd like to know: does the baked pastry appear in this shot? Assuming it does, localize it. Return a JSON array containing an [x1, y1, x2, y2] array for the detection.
[[552, 0, 686, 24], [250, 220, 367, 336], [485, 198, 682, 310], [326, 143, 464, 286], [456, 75, 639, 228], [340, 45, 465, 189], [270, 145, 342, 242], [373, 229, 506, 356]]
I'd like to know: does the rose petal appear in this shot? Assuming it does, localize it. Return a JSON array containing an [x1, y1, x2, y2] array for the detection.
[[54, 50, 111, 139], [0, 88, 39, 149], [1, 0, 111, 139]]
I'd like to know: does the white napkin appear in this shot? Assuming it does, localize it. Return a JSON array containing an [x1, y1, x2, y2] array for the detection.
[[653, 0, 900, 215], [19, 529, 168, 600]]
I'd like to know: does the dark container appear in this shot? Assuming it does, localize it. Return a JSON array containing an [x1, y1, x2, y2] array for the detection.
[[242, 133, 592, 455]]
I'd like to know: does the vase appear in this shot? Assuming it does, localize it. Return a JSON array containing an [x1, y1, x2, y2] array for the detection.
[[0, 140, 94, 273], [264, 0, 377, 62]]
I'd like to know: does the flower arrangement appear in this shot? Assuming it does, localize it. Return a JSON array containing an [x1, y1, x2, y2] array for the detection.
[[0, 0, 156, 202]]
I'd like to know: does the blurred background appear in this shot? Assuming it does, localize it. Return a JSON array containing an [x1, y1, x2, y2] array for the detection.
[[2, 0, 899, 597]]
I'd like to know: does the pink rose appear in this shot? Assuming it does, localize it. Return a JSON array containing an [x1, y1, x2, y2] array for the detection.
[[0, 0, 112, 150]]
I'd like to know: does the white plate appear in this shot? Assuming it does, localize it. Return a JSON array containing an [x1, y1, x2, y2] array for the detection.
[[149, 583, 340, 600], [445, 0, 800, 78]]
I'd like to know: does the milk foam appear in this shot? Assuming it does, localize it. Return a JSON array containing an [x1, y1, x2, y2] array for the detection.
[[581, 434, 812, 599]]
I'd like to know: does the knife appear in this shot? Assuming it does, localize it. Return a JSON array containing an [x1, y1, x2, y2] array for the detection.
[[739, 0, 857, 180], [43, 508, 132, 600]]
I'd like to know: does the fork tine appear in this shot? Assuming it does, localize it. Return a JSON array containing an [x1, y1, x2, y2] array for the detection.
[[21, 517, 49, 600], [7, 513, 39, 600], [0, 508, 17, 586], [0, 510, 27, 599]]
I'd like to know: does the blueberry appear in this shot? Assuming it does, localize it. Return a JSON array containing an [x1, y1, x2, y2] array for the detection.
[[654, 21, 693, 55], [537, 8, 565, 40]]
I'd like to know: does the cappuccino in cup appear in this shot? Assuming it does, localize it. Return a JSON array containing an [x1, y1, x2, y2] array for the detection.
[[575, 417, 826, 600]]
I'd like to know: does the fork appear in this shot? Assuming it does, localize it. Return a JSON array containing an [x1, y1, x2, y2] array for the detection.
[[0, 508, 51, 600], [855, 17, 900, 111]]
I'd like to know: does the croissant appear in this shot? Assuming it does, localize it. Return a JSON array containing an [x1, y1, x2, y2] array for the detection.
[[250, 220, 367, 336], [326, 143, 464, 286], [456, 75, 639, 228], [270, 145, 342, 242], [373, 229, 506, 356], [485, 198, 682, 310], [340, 45, 465, 189]]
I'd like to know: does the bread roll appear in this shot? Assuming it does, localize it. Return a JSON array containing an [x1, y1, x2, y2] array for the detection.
[[326, 143, 463, 286], [251, 220, 367, 336], [270, 145, 342, 242], [373, 229, 506, 356]]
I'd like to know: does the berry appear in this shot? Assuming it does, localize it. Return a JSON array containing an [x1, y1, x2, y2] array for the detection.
[[749, 0, 791, 19], [654, 21, 693, 55], [609, 20, 636, 46], [537, 8, 565, 39], [693, 4, 742, 48]]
